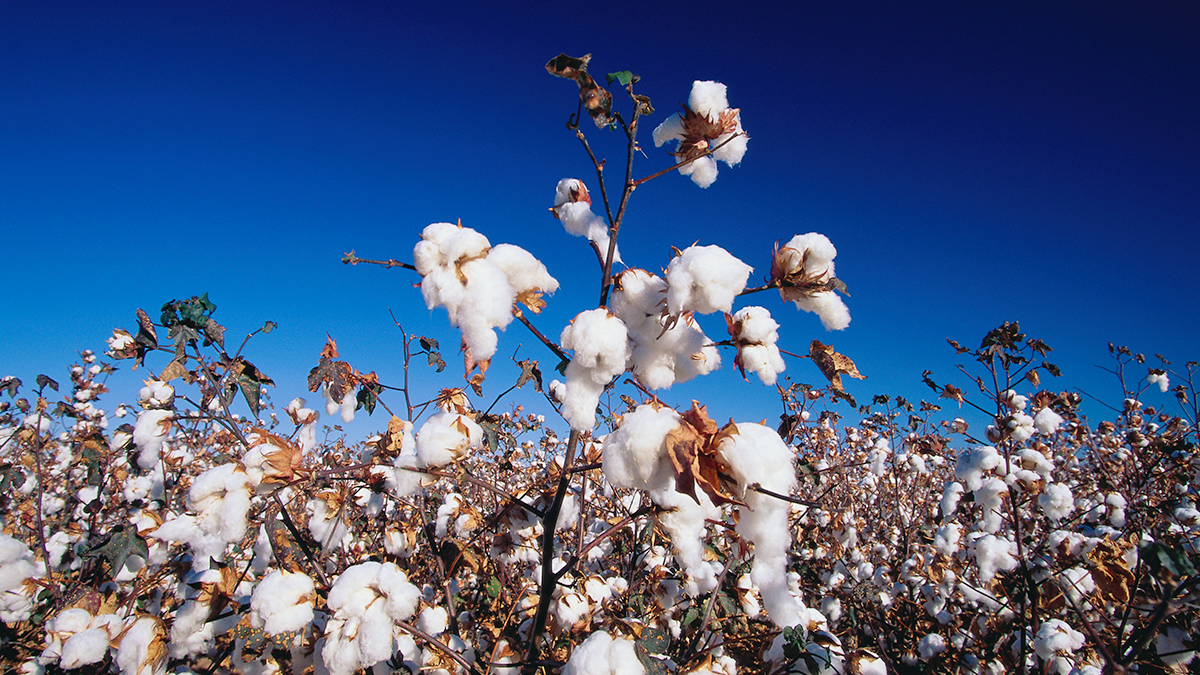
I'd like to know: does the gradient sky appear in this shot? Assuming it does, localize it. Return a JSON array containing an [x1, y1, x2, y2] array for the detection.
[[3, 1, 1197, 435]]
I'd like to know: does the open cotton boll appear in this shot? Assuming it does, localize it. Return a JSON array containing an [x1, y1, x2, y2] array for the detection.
[[562, 630, 646, 675], [650, 485, 722, 596], [417, 606, 449, 636], [653, 81, 747, 188], [151, 462, 255, 570], [416, 411, 482, 468], [717, 423, 802, 628], [730, 306, 786, 385], [954, 446, 1002, 492], [0, 533, 41, 623], [59, 627, 110, 669], [602, 404, 680, 491], [115, 616, 166, 675], [973, 534, 1018, 584], [665, 245, 752, 316], [553, 179, 621, 264], [132, 409, 172, 470], [560, 309, 631, 432], [322, 561, 421, 675], [1034, 407, 1064, 434], [1033, 619, 1085, 672], [250, 570, 315, 636]]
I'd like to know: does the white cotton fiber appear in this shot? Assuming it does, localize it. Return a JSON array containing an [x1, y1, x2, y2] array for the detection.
[[561, 630, 646, 675], [731, 306, 786, 385], [553, 179, 621, 263], [718, 423, 802, 627], [602, 404, 680, 491], [132, 409, 172, 470], [664, 245, 752, 316], [560, 309, 631, 431], [416, 411, 483, 468], [250, 570, 315, 636]]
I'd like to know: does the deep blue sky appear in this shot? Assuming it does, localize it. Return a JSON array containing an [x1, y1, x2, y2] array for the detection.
[[2, 1, 1197, 433]]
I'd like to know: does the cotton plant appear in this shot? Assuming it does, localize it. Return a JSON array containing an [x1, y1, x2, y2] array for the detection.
[[653, 80, 748, 188]]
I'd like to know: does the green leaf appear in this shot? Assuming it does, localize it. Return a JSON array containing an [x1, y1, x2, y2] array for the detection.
[[606, 70, 635, 86], [486, 576, 501, 599], [262, 320, 277, 334], [356, 383, 381, 416], [634, 644, 668, 675], [234, 358, 275, 417], [419, 336, 439, 352], [0, 465, 27, 492], [427, 350, 446, 372], [83, 524, 148, 578]]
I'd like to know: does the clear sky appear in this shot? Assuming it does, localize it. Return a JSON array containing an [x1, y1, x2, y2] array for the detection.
[[2, 1, 1197, 434]]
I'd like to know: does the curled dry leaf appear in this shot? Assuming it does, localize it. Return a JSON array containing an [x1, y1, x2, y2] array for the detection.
[[664, 401, 744, 507], [809, 340, 866, 393]]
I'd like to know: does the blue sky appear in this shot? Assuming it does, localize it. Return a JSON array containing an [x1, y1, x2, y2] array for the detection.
[[2, 1, 1197, 434]]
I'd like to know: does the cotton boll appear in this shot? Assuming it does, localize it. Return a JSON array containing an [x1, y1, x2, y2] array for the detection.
[[1034, 407, 1064, 434], [1038, 483, 1075, 522], [664, 245, 752, 316], [918, 633, 946, 661], [1156, 627, 1196, 667], [416, 412, 483, 468], [602, 404, 681, 491], [718, 423, 802, 628], [973, 535, 1018, 584], [417, 606, 449, 637], [0, 533, 41, 623], [560, 309, 631, 432], [561, 630, 646, 675], [132, 409, 173, 470], [731, 306, 786, 385], [250, 571, 315, 636], [552, 179, 621, 263], [115, 616, 166, 675], [322, 562, 421, 675], [650, 486, 722, 596], [59, 627, 110, 669]]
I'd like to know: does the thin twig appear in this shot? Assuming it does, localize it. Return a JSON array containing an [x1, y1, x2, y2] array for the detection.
[[341, 250, 417, 271]]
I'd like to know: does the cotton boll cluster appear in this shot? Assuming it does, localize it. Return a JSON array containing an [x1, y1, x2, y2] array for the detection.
[[0, 533, 42, 623], [561, 630, 646, 675], [414, 222, 558, 371], [559, 309, 631, 431], [611, 269, 720, 390], [40, 608, 124, 669], [652, 80, 747, 189], [552, 179, 620, 263], [771, 233, 850, 331], [973, 534, 1018, 584], [1034, 407, 1064, 434], [664, 245, 752, 317], [320, 561, 422, 675], [728, 306, 786, 385], [718, 423, 803, 627], [151, 462, 256, 570]]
